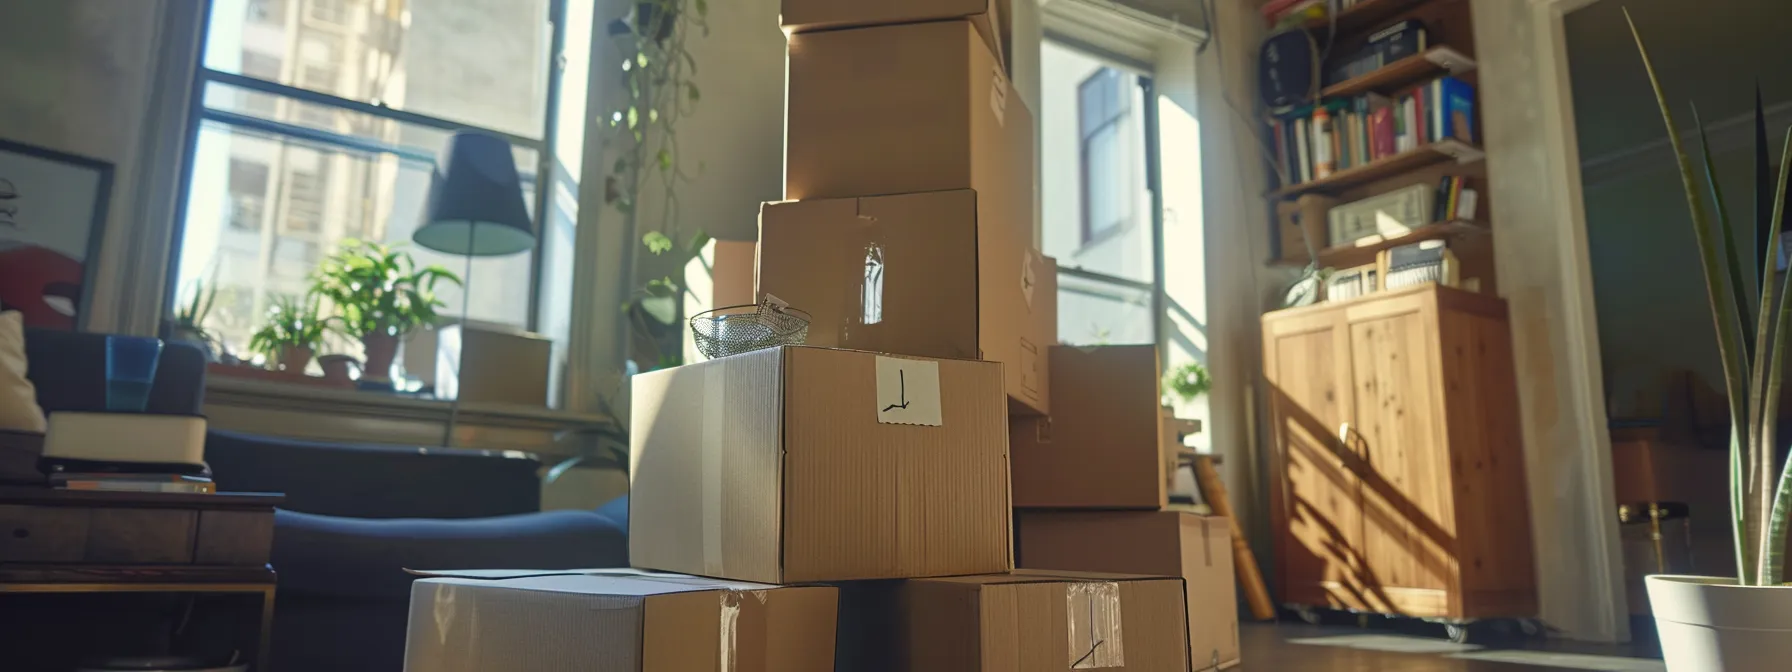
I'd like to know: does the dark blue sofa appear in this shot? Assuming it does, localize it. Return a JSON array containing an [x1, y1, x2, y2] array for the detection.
[[22, 329, 629, 672]]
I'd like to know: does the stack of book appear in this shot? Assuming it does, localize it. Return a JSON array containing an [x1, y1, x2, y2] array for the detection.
[[1270, 75, 1477, 185], [49, 470, 215, 494]]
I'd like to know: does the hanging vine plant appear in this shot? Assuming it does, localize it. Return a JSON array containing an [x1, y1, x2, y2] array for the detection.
[[604, 0, 712, 371]]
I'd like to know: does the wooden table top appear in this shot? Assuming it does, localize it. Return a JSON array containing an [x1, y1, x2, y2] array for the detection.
[[0, 487, 283, 509]]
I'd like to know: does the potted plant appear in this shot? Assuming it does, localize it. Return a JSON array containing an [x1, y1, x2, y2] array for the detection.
[[168, 279, 219, 360], [247, 293, 335, 373], [310, 240, 460, 384], [1162, 361, 1212, 405], [1631, 11, 1792, 669]]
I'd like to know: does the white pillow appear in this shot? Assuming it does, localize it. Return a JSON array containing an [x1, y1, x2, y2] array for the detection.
[[0, 311, 47, 433]]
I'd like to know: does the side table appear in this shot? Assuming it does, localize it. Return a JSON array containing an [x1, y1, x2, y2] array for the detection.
[[0, 487, 284, 670]]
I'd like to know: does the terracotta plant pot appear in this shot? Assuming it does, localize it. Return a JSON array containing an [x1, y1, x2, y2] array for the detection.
[[276, 345, 314, 373], [1647, 575, 1792, 670], [361, 332, 400, 383]]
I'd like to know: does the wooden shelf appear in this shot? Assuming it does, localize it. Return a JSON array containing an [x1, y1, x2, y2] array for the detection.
[[1271, 139, 1484, 199], [1321, 47, 1476, 98], [1303, 0, 1437, 35], [1274, 220, 1489, 269]]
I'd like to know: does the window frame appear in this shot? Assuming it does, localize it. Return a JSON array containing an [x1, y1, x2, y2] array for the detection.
[[1075, 65, 1132, 247], [1048, 36, 1167, 352], [167, 0, 572, 337]]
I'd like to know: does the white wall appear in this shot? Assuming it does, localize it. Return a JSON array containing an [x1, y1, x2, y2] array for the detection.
[[0, 0, 199, 334]]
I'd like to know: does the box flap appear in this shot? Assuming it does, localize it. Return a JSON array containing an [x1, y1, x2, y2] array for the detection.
[[779, 0, 1012, 73], [780, 347, 1011, 581], [917, 569, 1180, 586], [630, 347, 786, 583]]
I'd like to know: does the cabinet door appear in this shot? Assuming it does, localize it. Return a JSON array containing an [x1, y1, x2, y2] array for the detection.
[[1263, 310, 1367, 610], [1346, 301, 1455, 617]]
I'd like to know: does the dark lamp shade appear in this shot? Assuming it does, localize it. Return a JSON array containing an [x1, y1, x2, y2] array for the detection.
[[413, 132, 535, 256]]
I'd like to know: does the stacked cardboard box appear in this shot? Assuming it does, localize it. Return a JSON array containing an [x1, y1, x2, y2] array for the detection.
[[1014, 345, 1245, 669]]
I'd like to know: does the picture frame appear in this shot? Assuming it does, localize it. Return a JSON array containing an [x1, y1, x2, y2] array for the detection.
[[0, 138, 113, 331]]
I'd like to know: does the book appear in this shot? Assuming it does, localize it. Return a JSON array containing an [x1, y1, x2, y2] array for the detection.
[[1438, 76, 1477, 143], [1457, 187, 1480, 220], [1380, 240, 1460, 290], [1370, 19, 1429, 62], [1371, 105, 1395, 159], [1296, 117, 1312, 183], [1313, 107, 1336, 178]]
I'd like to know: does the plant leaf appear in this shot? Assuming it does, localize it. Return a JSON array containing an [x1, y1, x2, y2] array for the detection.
[[1754, 127, 1792, 584], [684, 230, 712, 259], [688, 82, 701, 103], [1694, 104, 1755, 353], [657, 149, 672, 172], [1760, 88, 1774, 290], [1628, 8, 1757, 584], [643, 231, 673, 254]]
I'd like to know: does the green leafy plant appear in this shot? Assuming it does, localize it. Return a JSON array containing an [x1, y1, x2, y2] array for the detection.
[[171, 279, 219, 344], [309, 240, 461, 340], [1163, 361, 1212, 405], [247, 293, 336, 361], [1630, 10, 1792, 586], [601, 0, 711, 371]]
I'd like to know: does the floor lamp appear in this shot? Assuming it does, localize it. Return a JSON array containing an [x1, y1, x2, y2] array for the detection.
[[412, 131, 535, 447]]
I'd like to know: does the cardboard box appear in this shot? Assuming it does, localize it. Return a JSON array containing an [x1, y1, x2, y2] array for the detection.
[[404, 570, 838, 672], [630, 346, 1013, 583], [1019, 512, 1242, 670], [843, 570, 1190, 671], [436, 324, 552, 405], [1012, 345, 1165, 508], [756, 190, 1055, 416], [780, 0, 1012, 74], [785, 20, 1034, 208]]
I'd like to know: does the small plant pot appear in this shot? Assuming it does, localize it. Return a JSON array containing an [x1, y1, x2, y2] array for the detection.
[[1647, 575, 1792, 670], [361, 333, 400, 383], [275, 346, 314, 373]]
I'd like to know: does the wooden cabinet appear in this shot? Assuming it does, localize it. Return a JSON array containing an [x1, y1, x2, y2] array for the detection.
[[1262, 285, 1536, 620]]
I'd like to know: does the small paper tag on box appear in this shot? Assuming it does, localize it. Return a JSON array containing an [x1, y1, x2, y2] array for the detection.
[[875, 356, 943, 427]]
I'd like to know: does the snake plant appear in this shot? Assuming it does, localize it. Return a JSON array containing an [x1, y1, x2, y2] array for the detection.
[[1630, 9, 1792, 586]]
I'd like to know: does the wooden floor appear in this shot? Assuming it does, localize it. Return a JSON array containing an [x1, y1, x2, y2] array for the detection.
[[1239, 622, 1665, 671]]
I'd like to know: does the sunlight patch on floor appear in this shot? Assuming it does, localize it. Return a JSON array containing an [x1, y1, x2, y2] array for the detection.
[[1446, 650, 1667, 671], [1285, 634, 1484, 655]]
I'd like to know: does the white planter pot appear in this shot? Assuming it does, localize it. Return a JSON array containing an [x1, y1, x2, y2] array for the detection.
[[1647, 575, 1792, 671]]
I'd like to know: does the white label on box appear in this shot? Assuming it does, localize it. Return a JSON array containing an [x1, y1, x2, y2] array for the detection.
[[989, 64, 1008, 127], [876, 356, 943, 427]]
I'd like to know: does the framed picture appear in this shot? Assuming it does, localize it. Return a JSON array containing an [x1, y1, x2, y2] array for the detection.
[[0, 138, 113, 330]]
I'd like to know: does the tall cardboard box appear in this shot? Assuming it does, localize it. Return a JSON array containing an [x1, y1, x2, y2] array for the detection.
[[785, 19, 1033, 209], [757, 190, 1056, 416], [780, 0, 1013, 74], [1019, 512, 1242, 670], [630, 346, 1013, 583], [404, 571, 838, 672], [1012, 345, 1167, 508]]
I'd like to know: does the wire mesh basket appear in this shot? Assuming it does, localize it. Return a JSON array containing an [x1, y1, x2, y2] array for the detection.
[[689, 299, 812, 359]]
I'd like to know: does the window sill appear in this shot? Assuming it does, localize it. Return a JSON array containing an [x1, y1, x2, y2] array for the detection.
[[203, 376, 619, 457]]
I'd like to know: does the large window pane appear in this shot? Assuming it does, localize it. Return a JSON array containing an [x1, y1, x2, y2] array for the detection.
[[204, 0, 552, 139], [175, 121, 535, 369], [1041, 41, 1153, 284], [1057, 272, 1154, 346]]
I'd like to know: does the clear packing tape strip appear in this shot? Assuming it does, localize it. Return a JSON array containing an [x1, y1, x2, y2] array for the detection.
[[1067, 581, 1126, 669], [717, 588, 771, 672]]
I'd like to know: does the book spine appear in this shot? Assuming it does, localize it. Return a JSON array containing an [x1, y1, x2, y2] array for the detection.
[[1296, 117, 1312, 183], [1314, 108, 1335, 178]]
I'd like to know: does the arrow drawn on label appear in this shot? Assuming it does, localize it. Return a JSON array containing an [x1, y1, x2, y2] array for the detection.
[[882, 369, 910, 413]]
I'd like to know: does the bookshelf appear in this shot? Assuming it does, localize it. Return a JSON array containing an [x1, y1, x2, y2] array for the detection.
[[1301, 0, 1436, 35], [1270, 139, 1484, 199], [1276, 220, 1488, 269], [1320, 47, 1476, 98]]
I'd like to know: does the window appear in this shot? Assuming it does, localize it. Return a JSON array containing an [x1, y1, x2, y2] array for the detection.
[[173, 0, 583, 402], [226, 159, 269, 232], [1042, 40, 1160, 346], [1079, 68, 1132, 243]]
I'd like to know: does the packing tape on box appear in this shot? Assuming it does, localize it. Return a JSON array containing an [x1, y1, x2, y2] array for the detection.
[[702, 361, 727, 578], [845, 202, 887, 349], [1066, 581, 1126, 669], [716, 588, 771, 672]]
